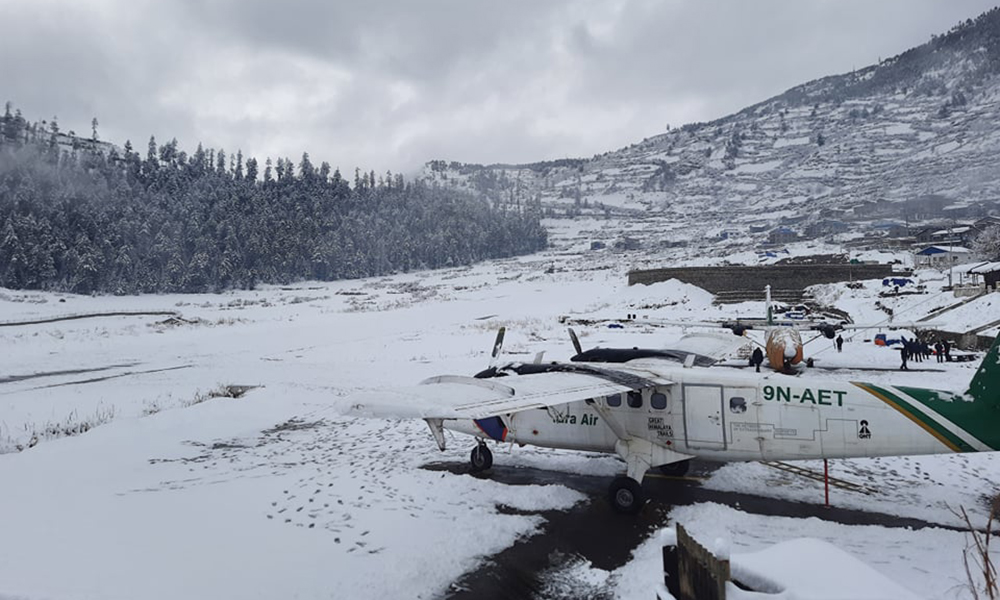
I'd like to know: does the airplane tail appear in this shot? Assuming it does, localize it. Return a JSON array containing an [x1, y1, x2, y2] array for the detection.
[[888, 334, 1000, 453], [965, 334, 1000, 406]]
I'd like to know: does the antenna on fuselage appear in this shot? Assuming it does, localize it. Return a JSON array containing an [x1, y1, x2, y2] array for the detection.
[[765, 285, 773, 327]]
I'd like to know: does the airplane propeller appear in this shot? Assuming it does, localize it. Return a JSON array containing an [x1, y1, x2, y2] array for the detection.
[[489, 326, 506, 369], [568, 327, 583, 355]]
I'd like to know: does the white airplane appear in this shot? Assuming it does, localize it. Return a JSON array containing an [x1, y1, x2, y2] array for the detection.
[[340, 328, 1000, 514], [574, 286, 937, 374]]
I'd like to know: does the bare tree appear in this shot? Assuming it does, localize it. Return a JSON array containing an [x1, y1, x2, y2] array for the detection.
[[954, 502, 998, 600], [973, 225, 1000, 261]]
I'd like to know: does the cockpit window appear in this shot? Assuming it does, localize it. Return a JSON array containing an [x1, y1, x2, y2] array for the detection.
[[627, 391, 642, 408], [651, 392, 667, 410], [606, 393, 622, 407]]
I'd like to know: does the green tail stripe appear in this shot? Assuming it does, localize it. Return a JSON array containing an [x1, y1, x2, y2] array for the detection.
[[853, 382, 978, 452], [896, 384, 999, 451]]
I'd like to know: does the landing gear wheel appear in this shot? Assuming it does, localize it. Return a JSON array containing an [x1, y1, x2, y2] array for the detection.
[[470, 443, 493, 473], [608, 476, 644, 514], [657, 460, 691, 477]]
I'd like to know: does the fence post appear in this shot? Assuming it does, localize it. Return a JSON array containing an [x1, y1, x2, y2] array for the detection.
[[663, 524, 729, 600], [661, 527, 680, 599]]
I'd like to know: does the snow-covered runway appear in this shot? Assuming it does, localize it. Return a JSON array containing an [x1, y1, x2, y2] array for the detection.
[[2, 234, 998, 599]]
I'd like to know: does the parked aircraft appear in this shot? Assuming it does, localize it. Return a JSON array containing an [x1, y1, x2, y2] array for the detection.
[[569, 286, 936, 373], [340, 328, 999, 513]]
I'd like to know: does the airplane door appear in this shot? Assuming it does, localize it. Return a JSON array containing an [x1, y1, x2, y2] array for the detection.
[[683, 384, 725, 450]]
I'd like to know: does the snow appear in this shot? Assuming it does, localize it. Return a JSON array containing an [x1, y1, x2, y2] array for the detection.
[[613, 503, 997, 600], [884, 123, 916, 135], [1, 224, 999, 599], [733, 159, 784, 174], [773, 136, 811, 148], [733, 538, 922, 600]]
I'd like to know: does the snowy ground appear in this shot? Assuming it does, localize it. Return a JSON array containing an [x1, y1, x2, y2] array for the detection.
[[1, 226, 999, 599]]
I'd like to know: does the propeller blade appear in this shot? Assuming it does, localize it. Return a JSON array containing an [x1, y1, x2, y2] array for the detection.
[[568, 327, 582, 355], [489, 327, 506, 368]]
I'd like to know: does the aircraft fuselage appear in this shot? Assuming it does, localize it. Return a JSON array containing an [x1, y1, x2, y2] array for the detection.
[[445, 358, 982, 465]]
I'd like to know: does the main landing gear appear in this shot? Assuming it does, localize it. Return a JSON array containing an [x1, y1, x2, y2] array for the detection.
[[470, 441, 493, 473], [608, 477, 644, 514], [657, 459, 691, 477]]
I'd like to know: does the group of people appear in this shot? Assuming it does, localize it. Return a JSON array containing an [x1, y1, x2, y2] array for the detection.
[[899, 336, 951, 370]]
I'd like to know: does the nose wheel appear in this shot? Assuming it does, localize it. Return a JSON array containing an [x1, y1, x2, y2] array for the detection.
[[608, 476, 644, 514], [470, 442, 493, 472]]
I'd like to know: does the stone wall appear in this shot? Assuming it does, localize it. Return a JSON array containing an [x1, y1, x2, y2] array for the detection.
[[627, 264, 900, 294]]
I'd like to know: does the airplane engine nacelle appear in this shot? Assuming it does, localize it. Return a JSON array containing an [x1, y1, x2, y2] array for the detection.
[[817, 324, 837, 339], [766, 328, 804, 370]]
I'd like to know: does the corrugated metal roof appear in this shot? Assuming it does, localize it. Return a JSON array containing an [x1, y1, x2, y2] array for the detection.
[[970, 261, 1000, 274], [916, 245, 972, 255]]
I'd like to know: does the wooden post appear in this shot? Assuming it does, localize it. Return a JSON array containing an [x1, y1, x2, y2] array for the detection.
[[824, 458, 830, 508], [676, 524, 729, 600], [663, 538, 679, 599]]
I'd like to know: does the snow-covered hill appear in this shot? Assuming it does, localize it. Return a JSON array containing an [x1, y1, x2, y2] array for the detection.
[[420, 8, 1000, 253]]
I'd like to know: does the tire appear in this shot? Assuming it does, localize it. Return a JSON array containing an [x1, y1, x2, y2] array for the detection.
[[657, 460, 691, 477], [470, 444, 493, 472], [608, 476, 644, 514]]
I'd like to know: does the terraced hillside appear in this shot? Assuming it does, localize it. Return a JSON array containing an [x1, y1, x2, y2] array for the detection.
[[420, 8, 1000, 253]]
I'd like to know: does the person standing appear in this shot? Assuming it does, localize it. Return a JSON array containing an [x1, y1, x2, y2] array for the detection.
[[751, 347, 764, 373], [836, 335, 844, 353], [943, 339, 951, 362], [900, 338, 909, 370], [935, 341, 944, 363]]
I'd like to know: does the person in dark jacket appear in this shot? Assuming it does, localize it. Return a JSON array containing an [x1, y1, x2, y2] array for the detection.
[[751, 347, 764, 373], [835, 335, 844, 352]]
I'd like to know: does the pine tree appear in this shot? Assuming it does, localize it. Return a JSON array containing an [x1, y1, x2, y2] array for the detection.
[[235, 150, 244, 180], [144, 135, 159, 176], [245, 157, 258, 182], [299, 152, 315, 181]]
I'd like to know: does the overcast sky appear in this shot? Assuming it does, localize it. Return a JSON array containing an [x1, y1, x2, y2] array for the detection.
[[3, 0, 997, 175]]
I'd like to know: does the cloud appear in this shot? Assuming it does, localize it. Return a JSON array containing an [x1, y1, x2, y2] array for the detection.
[[1, 0, 997, 174]]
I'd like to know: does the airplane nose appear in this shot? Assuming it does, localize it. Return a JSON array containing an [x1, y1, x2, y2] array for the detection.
[[784, 345, 797, 358]]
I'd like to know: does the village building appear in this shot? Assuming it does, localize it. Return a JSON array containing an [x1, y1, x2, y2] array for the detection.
[[768, 227, 798, 244], [913, 245, 974, 267], [969, 261, 1000, 291]]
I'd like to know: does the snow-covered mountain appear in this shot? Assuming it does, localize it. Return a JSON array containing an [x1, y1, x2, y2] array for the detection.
[[420, 8, 1000, 243]]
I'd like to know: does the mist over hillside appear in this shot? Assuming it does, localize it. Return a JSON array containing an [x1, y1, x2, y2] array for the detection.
[[421, 7, 1000, 251]]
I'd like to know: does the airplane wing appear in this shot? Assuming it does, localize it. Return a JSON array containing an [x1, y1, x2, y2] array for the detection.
[[668, 332, 749, 362], [339, 367, 670, 420], [838, 321, 941, 330]]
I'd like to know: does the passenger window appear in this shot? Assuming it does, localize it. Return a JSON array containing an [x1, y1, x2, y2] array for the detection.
[[606, 393, 622, 407], [627, 391, 643, 408], [651, 392, 667, 410], [730, 397, 747, 414]]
